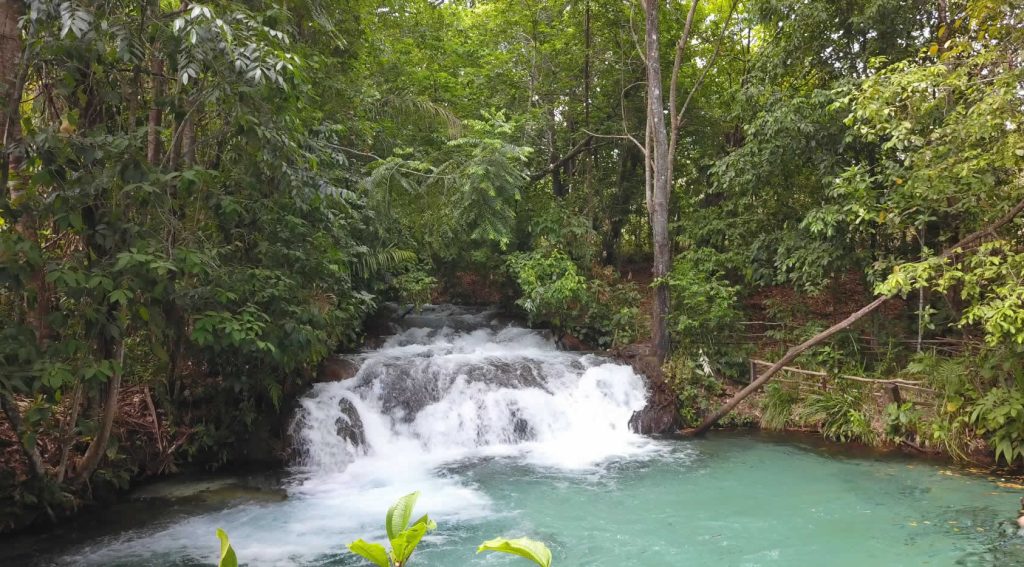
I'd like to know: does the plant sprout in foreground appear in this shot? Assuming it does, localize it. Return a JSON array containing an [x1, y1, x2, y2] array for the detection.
[[215, 491, 552, 566]]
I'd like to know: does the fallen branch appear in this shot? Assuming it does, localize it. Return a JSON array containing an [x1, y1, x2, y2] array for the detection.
[[750, 359, 931, 389], [690, 195, 1024, 435]]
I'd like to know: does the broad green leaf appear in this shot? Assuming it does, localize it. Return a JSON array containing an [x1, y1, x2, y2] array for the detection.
[[477, 537, 552, 567], [410, 514, 436, 532], [216, 528, 238, 567], [390, 521, 429, 564], [385, 491, 420, 542], [347, 539, 390, 567]]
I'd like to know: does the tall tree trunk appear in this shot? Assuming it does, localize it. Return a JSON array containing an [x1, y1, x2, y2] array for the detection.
[[1, 0, 24, 192], [583, 0, 594, 174], [1, 1, 49, 344], [147, 55, 164, 166], [182, 112, 196, 167], [604, 140, 641, 266], [547, 108, 565, 198], [642, 0, 671, 363]]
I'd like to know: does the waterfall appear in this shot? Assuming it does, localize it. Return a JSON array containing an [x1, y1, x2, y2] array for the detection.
[[290, 306, 652, 473], [68, 305, 657, 567]]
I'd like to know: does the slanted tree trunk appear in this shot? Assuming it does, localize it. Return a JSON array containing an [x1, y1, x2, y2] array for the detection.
[[73, 336, 125, 482], [692, 195, 1024, 435]]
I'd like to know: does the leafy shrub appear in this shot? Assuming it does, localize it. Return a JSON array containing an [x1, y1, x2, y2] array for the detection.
[[883, 402, 921, 443], [663, 248, 748, 377], [507, 246, 589, 330], [664, 354, 725, 427], [506, 246, 641, 348], [761, 383, 800, 430], [392, 267, 439, 309], [794, 383, 875, 444], [969, 387, 1024, 467], [906, 349, 1024, 464]]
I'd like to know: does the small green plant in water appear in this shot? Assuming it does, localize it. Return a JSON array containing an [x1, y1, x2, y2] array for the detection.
[[216, 529, 238, 567], [218, 492, 553, 566], [478, 537, 552, 566], [346, 491, 553, 566], [347, 491, 437, 567]]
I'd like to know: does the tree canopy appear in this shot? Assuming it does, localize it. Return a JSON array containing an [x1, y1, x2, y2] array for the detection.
[[2, 0, 1024, 530]]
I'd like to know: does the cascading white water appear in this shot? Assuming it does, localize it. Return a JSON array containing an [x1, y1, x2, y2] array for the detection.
[[68, 305, 657, 566], [290, 318, 651, 474]]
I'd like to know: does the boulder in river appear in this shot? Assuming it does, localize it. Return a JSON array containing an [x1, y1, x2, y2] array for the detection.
[[615, 343, 682, 434], [318, 356, 361, 382]]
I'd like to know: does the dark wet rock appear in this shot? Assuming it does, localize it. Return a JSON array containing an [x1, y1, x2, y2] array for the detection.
[[353, 356, 556, 423], [392, 304, 503, 331], [615, 343, 681, 435], [335, 398, 366, 447], [318, 356, 361, 382], [510, 408, 535, 441]]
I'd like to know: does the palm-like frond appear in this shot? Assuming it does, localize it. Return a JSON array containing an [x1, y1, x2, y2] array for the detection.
[[353, 247, 417, 278]]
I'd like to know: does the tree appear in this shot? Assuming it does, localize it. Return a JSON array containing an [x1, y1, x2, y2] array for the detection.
[[640, 0, 736, 362]]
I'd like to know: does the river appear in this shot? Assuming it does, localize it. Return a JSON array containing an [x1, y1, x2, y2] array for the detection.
[[4, 305, 1023, 566]]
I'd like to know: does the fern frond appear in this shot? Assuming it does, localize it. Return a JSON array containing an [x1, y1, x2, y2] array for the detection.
[[354, 247, 417, 278]]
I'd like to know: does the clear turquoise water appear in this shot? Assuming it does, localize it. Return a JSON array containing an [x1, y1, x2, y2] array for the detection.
[[402, 434, 1024, 567], [7, 433, 1023, 566]]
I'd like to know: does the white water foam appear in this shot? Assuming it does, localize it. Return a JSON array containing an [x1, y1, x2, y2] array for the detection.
[[68, 310, 656, 566]]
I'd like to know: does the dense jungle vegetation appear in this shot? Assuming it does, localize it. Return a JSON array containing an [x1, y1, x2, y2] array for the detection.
[[1, 0, 1023, 531]]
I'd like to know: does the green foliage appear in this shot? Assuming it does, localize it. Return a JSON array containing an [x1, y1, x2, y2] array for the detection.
[[507, 247, 588, 330], [361, 112, 532, 265], [883, 402, 921, 443], [877, 242, 1024, 346], [664, 354, 725, 428], [793, 384, 875, 444], [344, 492, 552, 567], [506, 246, 641, 348], [478, 537, 553, 567], [760, 384, 800, 431], [348, 540, 391, 567], [392, 268, 439, 310], [663, 248, 747, 377], [216, 529, 238, 567], [970, 388, 1024, 467], [347, 491, 436, 567]]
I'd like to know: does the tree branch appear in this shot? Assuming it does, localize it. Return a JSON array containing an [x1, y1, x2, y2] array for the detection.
[[528, 135, 596, 183], [669, 0, 700, 139], [691, 193, 1024, 435], [675, 0, 737, 131]]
